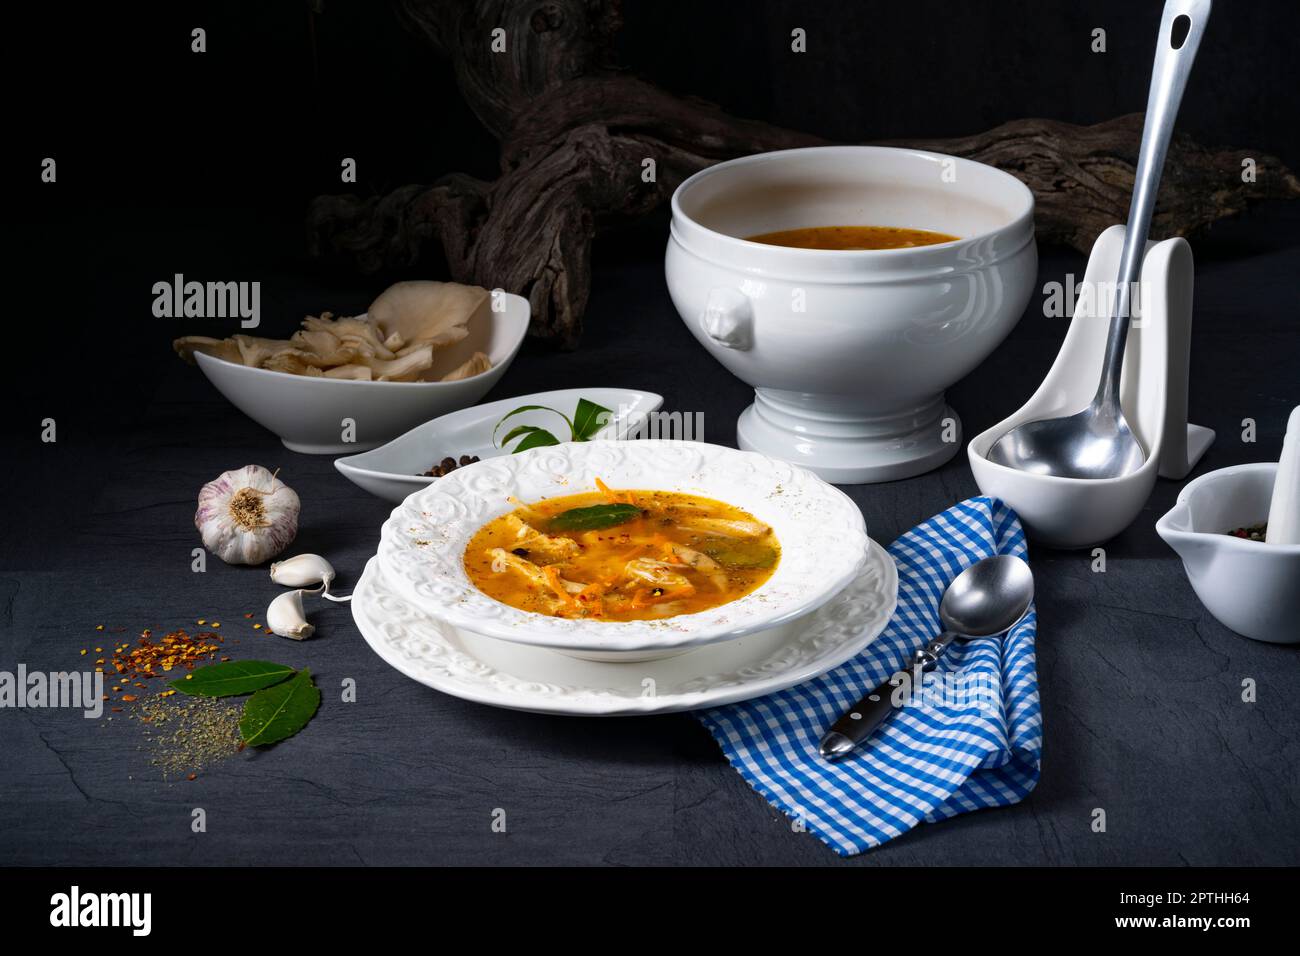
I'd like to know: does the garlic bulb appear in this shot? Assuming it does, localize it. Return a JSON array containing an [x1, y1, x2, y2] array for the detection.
[[266, 589, 315, 640], [196, 465, 300, 565], [270, 554, 335, 589]]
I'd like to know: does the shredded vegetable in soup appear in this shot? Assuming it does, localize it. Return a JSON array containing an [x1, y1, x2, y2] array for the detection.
[[463, 481, 780, 621]]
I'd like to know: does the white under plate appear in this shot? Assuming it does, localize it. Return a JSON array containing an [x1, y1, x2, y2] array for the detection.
[[350, 539, 898, 716]]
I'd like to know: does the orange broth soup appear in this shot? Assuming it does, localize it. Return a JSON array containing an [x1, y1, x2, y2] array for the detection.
[[463, 483, 780, 622]]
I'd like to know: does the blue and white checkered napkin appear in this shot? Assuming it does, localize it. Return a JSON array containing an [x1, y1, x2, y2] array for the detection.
[[696, 496, 1041, 856]]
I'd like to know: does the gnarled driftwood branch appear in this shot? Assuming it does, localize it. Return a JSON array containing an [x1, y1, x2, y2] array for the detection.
[[308, 0, 1300, 348]]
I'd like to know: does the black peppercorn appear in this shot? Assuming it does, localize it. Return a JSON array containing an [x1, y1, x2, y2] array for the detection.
[[419, 453, 482, 478]]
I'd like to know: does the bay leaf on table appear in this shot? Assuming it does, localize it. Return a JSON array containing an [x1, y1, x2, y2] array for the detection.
[[239, 668, 321, 747], [169, 660, 296, 697]]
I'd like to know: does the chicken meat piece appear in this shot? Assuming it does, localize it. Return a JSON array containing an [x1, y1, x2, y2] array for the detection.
[[488, 548, 583, 600], [676, 517, 771, 538], [623, 557, 692, 591], [665, 542, 727, 591], [501, 514, 582, 563]]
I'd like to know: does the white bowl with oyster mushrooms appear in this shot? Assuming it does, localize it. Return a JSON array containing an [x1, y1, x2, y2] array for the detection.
[[176, 282, 530, 454]]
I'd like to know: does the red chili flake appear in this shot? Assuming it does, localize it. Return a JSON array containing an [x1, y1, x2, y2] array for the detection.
[[103, 629, 222, 687]]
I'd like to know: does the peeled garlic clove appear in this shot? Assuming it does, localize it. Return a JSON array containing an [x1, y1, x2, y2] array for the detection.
[[266, 589, 315, 641], [270, 553, 336, 590]]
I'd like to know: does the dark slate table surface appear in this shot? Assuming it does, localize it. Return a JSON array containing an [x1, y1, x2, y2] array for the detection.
[[2, 203, 1297, 867]]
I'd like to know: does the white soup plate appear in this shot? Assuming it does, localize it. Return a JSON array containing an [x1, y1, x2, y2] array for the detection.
[[376, 440, 870, 660]]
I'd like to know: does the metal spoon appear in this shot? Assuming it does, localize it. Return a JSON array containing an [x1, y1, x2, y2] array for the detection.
[[819, 554, 1034, 761], [987, 0, 1212, 480]]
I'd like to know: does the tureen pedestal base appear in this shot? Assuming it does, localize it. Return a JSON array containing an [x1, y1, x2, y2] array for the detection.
[[736, 388, 962, 485]]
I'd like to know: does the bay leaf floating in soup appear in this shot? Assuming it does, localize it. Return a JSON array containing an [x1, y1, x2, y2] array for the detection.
[[463, 484, 780, 622], [747, 225, 959, 250]]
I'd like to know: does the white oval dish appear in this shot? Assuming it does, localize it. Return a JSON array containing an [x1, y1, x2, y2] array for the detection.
[[334, 387, 663, 504], [375, 440, 870, 656], [351, 540, 897, 715], [194, 292, 530, 454]]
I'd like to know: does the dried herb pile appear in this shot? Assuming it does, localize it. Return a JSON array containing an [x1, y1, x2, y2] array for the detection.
[[134, 695, 243, 780], [84, 623, 320, 781]]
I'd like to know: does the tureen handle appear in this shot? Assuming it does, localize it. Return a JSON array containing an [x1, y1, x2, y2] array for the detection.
[[701, 287, 753, 350]]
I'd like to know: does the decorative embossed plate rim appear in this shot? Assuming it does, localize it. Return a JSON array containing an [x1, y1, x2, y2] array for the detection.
[[351, 539, 898, 715], [375, 440, 870, 653]]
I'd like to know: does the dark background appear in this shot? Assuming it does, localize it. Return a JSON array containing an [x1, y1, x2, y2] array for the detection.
[[13, 0, 1300, 207], [9, 0, 1299, 422], [8, 4, 1299, 434], [2, 2, 1298, 868], [9, 0, 1298, 562]]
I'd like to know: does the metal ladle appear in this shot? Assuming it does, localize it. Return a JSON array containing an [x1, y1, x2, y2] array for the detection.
[[988, 0, 1212, 480], [819, 554, 1034, 760]]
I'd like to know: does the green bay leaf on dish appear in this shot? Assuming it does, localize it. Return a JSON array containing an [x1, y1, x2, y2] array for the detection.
[[168, 660, 296, 697], [707, 544, 779, 570], [500, 424, 561, 452], [239, 668, 321, 747], [548, 502, 642, 531], [493, 405, 572, 447], [571, 398, 613, 441]]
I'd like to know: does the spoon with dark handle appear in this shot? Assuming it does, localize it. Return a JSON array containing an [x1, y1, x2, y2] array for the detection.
[[987, 0, 1211, 480], [819, 554, 1034, 761]]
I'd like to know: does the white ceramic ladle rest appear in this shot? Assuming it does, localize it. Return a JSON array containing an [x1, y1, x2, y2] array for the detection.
[[969, 224, 1214, 548]]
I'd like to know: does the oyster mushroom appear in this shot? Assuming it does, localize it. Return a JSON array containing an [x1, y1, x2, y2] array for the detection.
[[232, 335, 327, 371], [172, 279, 492, 383], [289, 328, 358, 366], [322, 364, 373, 380], [173, 335, 243, 365], [358, 346, 436, 382], [367, 280, 488, 352], [302, 314, 397, 360], [440, 351, 492, 382]]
